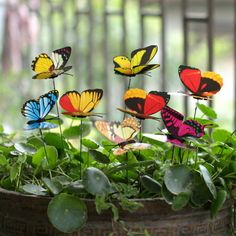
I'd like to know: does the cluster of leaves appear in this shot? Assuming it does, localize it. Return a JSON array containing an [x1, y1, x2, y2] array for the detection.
[[0, 104, 235, 233]]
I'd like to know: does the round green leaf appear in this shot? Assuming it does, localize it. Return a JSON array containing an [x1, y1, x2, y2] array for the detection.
[[89, 150, 110, 164], [161, 183, 175, 204], [197, 103, 217, 119], [191, 171, 212, 206], [27, 136, 44, 148], [82, 138, 99, 149], [172, 192, 190, 211], [140, 175, 161, 193], [210, 189, 227, 217], [44, 133, 68, 150], [199, 164, 216, 199], [83, 167, 113, 195], [22, 183, 47, 196], [212, 129, 232, 143], [42, 177, 63, 195], [63, 123, 91, 139], [48, 193, 87, 233], [32, 145, 58, 169], [164, 165, 193, 194], [14, 142, 36, 155]]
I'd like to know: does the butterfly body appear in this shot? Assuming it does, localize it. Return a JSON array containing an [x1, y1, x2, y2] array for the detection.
[[31, 46, 72, 80], [178, 65, 223, 99], [161, 106, 205, 146], [21, 90, 59, 130], [95, 117, 150, 155], [118, 88, 170, 120], [59, 89, 103, 118], [113, 45, 160, 77]]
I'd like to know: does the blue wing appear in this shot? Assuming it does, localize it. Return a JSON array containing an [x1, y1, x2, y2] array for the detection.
[[21, 90, 59, 130], [24, 122, 58, 130]]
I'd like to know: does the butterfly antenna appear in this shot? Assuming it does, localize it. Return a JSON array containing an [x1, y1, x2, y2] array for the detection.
[[63, 72, 73, 77]]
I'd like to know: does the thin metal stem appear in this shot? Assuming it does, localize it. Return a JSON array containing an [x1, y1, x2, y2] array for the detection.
[[39, 128, 52, 179], [193, 100, 199, 120], [52, 79, 64, 150], [79, 119, 83, 179]]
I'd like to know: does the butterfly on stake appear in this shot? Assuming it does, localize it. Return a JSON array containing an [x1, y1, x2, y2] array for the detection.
[[161, 105, 208, 147], [31, 46, 72, 80], [117, 88, 170, 120], [59, 89, 103, 118], [178, 65, 223, 100], [113, 45, 160, 77], [21, 90, 59, 130], [95, 117, 151, 156]]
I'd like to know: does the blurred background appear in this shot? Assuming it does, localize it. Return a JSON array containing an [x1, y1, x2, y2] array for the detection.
[[0, 0, 235, 132]]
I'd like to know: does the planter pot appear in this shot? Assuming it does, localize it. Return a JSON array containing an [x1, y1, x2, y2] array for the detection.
[[0, 187, 233, 236]]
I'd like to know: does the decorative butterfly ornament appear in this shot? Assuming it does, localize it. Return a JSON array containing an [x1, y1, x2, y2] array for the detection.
[[117, 88, 170, 120], [59, 89, 103, 118], [161, 106, 206, 146], [31, 46, 72, 80], [95, 117, 151, 155], [21, 90, 59, 130], [178, 65, 223, 100], [113, 45, 160, 77]]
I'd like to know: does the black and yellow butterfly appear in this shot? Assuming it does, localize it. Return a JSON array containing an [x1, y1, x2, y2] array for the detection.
[[31, 46, 72, 80], [59, 89, 103, 118], [113, 45, 160, 77]]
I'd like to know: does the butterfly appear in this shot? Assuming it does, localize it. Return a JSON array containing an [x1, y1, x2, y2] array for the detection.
[[31, 46, 72, 80], [21, 90, 59, 130], [95, 117, 151, 156], [161, 106, 206, 146], [117, 88, 170, 120], [113, 45, 160, 77], [178, 65, 223, 100], [59, 89, 103, 118]]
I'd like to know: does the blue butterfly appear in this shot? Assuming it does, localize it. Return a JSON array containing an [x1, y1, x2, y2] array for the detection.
[[21, 90, 59, 130]]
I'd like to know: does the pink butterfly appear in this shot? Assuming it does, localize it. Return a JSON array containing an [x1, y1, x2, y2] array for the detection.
[[161, 106, 206, 146]]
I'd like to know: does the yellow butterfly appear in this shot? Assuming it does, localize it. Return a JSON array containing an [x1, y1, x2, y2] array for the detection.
[[31, 46, 72, 79], [113, 45, 160, 77], [95, 117, 151, 155], [59, 89, 103, 118]]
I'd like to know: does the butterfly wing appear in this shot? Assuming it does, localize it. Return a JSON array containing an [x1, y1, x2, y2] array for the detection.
[[179, 65, 223, 98], [178, 65, 202, 94], [178, 120, 205, 138], [113, 56, 133, 76], [31, 53, 56, 79], [131, 45, 160, 74], [59, 89, 103, 117], [197, 71, 223, 97], [124, 88, 146, 114], [51, 46, 71, 69], [95, 117, 140, 144], [161, 106, 184, 137], [21, 90, 59, 130], [144, 91, 170, 115]]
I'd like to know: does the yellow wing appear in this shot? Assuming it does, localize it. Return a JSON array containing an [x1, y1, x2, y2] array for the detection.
[[113, 56, 133, 76], [79, 89, 103, 113], [31, 53, 54, 74], [59, 89, 103, 117], [131, 45, 158, 67]]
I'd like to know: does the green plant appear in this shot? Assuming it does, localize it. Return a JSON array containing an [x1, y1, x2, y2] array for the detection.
[[0, 46, 235, 235]]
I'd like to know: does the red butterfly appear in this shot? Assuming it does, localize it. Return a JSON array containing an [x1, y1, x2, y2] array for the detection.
[[161, 106, 206, 146], [117, 88, 170, 120], [178, 65, 223, 100]]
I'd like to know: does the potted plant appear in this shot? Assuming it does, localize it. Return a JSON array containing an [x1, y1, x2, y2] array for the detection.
[[0, 45, 235, 236]]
